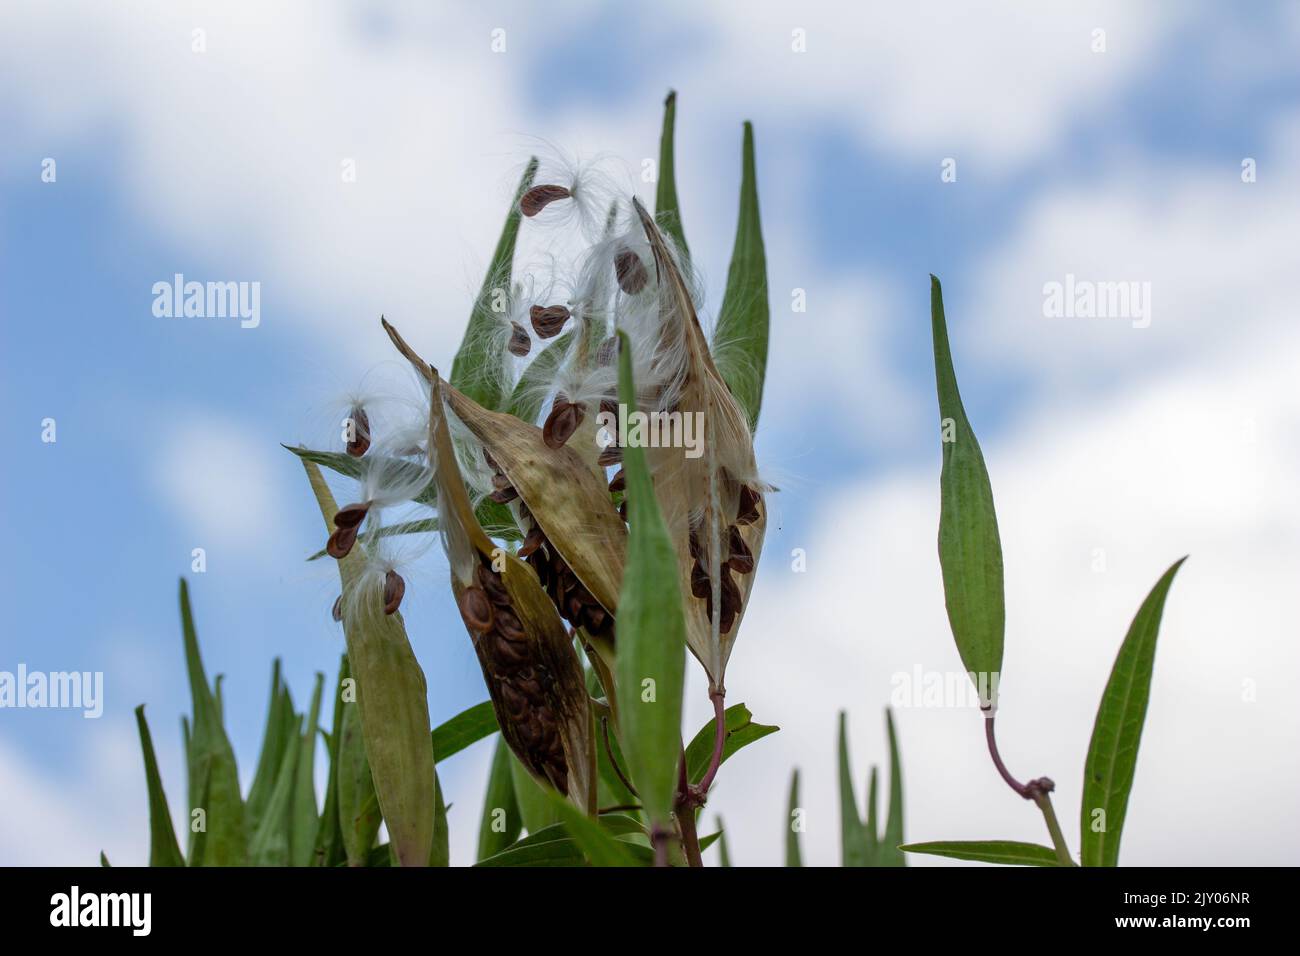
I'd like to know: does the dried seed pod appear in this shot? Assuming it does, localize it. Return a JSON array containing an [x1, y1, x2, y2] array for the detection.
[[507, 321, 532, 357], [326, 524, 360, 559], [529, 304, 571, 339], [457, 586, 494, 633], [520, 184, 572, 217], [542, 397, 585, 449], [382, 569, 406, 615], [727, 524, 755, 574], [345, 406, 371, 458], [333, 502, 370, 529], [614, 245, 649, 294]]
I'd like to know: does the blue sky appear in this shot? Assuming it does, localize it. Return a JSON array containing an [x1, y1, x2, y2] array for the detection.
[[3, 1, 1298, 866]]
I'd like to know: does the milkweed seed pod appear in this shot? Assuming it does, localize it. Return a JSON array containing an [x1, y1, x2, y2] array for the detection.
[[620, 197, 768, 694], [398, 327, 596, 813]]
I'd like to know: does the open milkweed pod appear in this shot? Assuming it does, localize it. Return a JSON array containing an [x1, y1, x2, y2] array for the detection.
[[421, 341, 596, 815], [626, 196, 767, 694]]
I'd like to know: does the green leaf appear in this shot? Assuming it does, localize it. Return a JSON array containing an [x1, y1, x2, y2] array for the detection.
[[179, 579, 247, 866], [312, 655, 349, 867], [290, 672, 324, 867], [450, 157, 538, 412], [865, 765, 880, 864], [284, 445, 435, 507], [785, 769, 803, 867], [714, 816, 732, 867], [475, 815, 652, 867], [712, 121, 769, 431], [99, 852, 110, 867], [249, 713, 300, 866], [509, 751, 561, 834], [1080, 558, 1186, 867], [683, 702, 779, 784], [613, 330, 687, 830], [837, 711, 871, 867], [430, 773, 450, 868], [431, 700, 499, 763], [477, 735, 523, 861], [930, 275, 1004, 703], [506, 329, 575, 424], [654, 90, 688, 257], [541, 790, 640, 867], [881, 708, 907, 867], [133, 705, 185, 867], [245, 660, 289, 831], [901, 840, 1062, 867]]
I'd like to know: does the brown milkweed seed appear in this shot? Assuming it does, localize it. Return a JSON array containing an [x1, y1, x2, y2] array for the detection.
[[607, 468, 625, 493], [543, 397, 584, 449], [597, 444, 622, 467], [736, 485, 762, 525], [690, 559, 711, 599], [489, 484, 519, 504], [518, 524, 546, 559], [529, 305, 571, 338], [326, 524, 359, 559], [727, 524, 754, 574], [520, 184, 571, 217], [383, 569, 405, 615], [457, 585, 494, 633], [596, 335, 618, 367], [507, 321, 532, 357], [331, 595, 343, 622], [333, 502, 370, 529], [614, 246, 649, 294], [345, 406, 371, 458]]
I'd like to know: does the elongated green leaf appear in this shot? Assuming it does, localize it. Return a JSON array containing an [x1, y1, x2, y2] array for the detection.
[[477, 735, 524, 861], [179, 579, 247, 866], [290, 672, 324, 867], [837, 711, 870, 867], [312, 655, 349, 867], [714, 816, 732, 867], [509, 751, 561, 834], [786, 769, 803, 867], [475, 815, 653, 867], [250, 714, 300, 866], [302, 461, 434, 867], [99, 852, 110, 867], [542, 790, 639, 867], [430, 773, 450, 867], [930, 275, 1004, 704], [881, 708, 906, 867], [451, 157, 538, 412], [246, 660, 288, 830], [613, 330, 687, 831], [284, 445, 435, 506], [654, 90, 688, 257], [431, 700, 498, 763], [337, 682, 380, 866], [134, 705, 184, 867], [684, 703, 779, 784], [712, 121, 769, 431], [901, 840, 1062, 867], [1080, 558, 1186, 867], [865, 765, 880, 864]]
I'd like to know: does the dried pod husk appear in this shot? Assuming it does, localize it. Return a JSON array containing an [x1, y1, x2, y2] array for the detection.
[[507, 322, 532, 357], [520, 184, 571, 217], [530, 305, 571, 339], [628, 197, 767, 693], [414, 342, 596, 813], [345, 406, 371, 458]]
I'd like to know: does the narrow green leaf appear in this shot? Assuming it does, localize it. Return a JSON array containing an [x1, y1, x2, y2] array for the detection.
[[714, 816, 732, 867], [99, 852, 110, 867], [431, 700, 499, 763], [134, 705, 185, 867], [613, 330, 687, 830], [881, 708, 907, 867], [246, 660, 288, 830], [654, 90, 688, 257], [509, 751, 561, 834], [430, 772, 450, 867], [712, 121, 769, 431], [451, 157, 539, 412], [837, 711, 870, 867], [179, 579, 247, 866], [930, 275, 1004, 703], [290, 672, 324, 867], [312, 655, 349, 867], [477, 735, 524, 861], [1080, 558, 1186, 867], [865, 765, 880, 864], [475, 815, 653, 867], [541, 789, 639, 867], [683, 702, 779, 784], [901, 840, 1062, 867], [249, 714, 300, 866], [284, 445, 435, 506], [785, 769, 803, 867]]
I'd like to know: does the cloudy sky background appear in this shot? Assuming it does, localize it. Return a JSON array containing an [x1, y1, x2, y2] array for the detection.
[[2, 0, 1297, 866]]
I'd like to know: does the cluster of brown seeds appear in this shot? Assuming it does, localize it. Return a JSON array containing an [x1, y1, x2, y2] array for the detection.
[[456, 559, 568, 791], [688, 484, 762, 635]]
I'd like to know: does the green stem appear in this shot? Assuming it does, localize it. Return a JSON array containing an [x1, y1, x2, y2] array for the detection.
[[1031, 790, 1075, 867]]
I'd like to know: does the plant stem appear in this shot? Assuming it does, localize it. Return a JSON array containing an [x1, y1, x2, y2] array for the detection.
[[695, 690, 727, 794], [677, 806, 704, 868], [984, 713, 1075, 865]]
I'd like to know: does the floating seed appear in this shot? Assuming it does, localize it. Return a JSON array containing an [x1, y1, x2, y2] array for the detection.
[[457, 586, 494, 632], [326, 524, 359, 559], [542, 397, 584, 449], [727, 524, 754, 574], [333, 502, 370, 529], [345, 406, 371, 458], [520, 184, 571, 217], [529, 305, 571, 339], [383, 569, 406, 615], [507, 321, 532, 357], [736, 485, 762, 525], [614, 246, 649, 294]]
